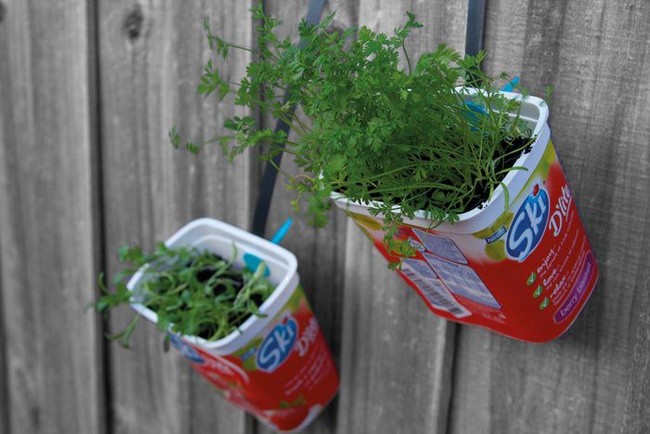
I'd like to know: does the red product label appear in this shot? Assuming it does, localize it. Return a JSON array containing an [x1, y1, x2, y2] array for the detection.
[[170, 286, 339, 431], [348, 139, 599, 342]]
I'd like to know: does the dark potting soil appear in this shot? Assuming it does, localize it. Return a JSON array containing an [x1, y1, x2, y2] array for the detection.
[[463, 136, 533, 211], [193, 255, 266, 339], [152, 253, 267, 340]]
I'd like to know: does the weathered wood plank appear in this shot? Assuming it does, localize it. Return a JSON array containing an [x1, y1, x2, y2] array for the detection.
[[257, 3, 469, 433], [336, 230, 457, 434], [333, 2, 468, 433], [257, 2, 357, 433], [449, 1, 650, 433], [0, 1, 102, 433], [359, 0, 469, 57], [0, 226, 7, 434], [0, 3, 15, 430], [98, 1, 255, 433]]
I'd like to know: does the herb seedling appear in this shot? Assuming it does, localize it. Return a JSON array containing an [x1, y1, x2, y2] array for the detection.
[[171, 8, 532, 254], [95, 243, 274, 347]]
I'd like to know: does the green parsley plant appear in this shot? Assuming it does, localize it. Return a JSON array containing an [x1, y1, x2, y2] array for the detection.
[[95, 243, 274, 348], [171, 8, 532, 253]]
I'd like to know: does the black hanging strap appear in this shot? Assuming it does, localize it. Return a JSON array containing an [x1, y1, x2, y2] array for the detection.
[[465, 0, 486, 57], [251, 0, 327, 237]]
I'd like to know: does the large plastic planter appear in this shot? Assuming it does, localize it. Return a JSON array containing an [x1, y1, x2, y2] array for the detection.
[[333, 93, 599, 342], [128, 218, 339, 432]]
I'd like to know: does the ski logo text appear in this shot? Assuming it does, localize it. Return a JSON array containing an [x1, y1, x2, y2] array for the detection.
[[256, 316, 298, 372], [507, 185, 550, 262]]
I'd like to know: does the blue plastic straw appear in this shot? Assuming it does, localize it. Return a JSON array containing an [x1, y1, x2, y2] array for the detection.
[[244, 218, 293, 276]]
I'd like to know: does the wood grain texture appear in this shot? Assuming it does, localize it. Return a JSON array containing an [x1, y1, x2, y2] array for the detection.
[[256, 2, 357, 433], [98, 1, 255, 433], [359, 0, 468, 55], [257, 3, 467, 432], [333, 2, 467, 433], [0, 209, 7, 434], [0, 1, 649, 433], [449, 1, 650, 433], [336, 229, 457, 434], [0, 1, 102, 433]]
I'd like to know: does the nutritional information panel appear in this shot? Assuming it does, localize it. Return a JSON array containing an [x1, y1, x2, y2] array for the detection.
[[401, 258, 471, 318], [422, 253, 501, 309]]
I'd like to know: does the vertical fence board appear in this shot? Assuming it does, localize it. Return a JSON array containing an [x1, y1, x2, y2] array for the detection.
[[449, 1, 650, 433], [333, 2, 467, 433], [336, 232, 457, 434], [0, 284, 6, 434], [0, 36, 7, 417], [257, 2, 357, 433], [256, 2, 469, 433], [0, 1, 101, 433], [0, 216, 7, 434], [98, 1, 254, 433]]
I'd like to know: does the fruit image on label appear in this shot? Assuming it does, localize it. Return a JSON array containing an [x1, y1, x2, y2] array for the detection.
[[484, 240, 507, 261], [485, 226, 507, 244], [474, 211, 514, 261]]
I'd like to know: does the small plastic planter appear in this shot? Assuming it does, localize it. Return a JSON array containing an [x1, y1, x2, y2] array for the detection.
[[333, 92, 599, 343], [128, 218, 339, 432]]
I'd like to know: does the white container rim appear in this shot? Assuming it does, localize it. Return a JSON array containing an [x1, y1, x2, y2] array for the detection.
[[331, 91, 551, 234], [127, 218, 300, 355]]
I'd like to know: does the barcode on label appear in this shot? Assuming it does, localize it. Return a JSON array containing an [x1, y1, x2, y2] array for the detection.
[[401, 262, 471, 318]]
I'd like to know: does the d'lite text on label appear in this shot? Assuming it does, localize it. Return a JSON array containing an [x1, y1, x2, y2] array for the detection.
[[548, 185, 572, 237]]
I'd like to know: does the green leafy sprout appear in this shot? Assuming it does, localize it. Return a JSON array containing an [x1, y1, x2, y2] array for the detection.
[[171, 8, 533, 256], [94, 243, 274, 348]]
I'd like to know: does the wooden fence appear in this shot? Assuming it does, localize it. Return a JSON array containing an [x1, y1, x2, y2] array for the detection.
[[0, 0, 648, 433]]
